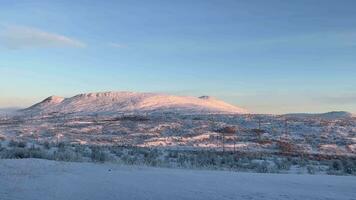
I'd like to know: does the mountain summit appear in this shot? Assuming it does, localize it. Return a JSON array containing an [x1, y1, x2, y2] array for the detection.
[[22, 91, 247, 116]]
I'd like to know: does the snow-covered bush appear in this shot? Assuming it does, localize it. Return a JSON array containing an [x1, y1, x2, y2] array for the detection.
[[274, 158, 292, 171], [331, 160, 343, 171], [341, 159, 356, 174], [0, 147, 47, 159], [307, 165, 316, 174], [256, 160, 270, 173], [52, 149, 80, 161], [0, 139, 354, 175], [8, 140, 27, 148], [327, 159, 356, 175], [43, 141, 51, 149], [90, 147, 109, 163]]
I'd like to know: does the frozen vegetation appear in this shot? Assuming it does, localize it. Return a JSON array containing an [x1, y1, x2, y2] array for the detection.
[[0, 139, 355, 175]]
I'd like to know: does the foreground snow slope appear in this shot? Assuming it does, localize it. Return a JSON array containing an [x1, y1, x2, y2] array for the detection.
[[22, 91, 247, 115], [1, 159, 355, 200]]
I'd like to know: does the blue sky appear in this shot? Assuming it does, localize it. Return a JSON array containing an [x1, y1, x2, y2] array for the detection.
[[1, 0, 356, 114]]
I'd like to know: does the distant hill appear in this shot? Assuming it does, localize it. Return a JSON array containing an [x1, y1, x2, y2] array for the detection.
[[282, 111, 353, 120], [0, 107, 20, 116]]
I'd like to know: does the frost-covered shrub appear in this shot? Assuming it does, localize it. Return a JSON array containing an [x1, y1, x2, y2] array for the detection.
[[74, 145, 91, 157], [90, 147, 109, 163], [53, 150, 80, 161], [276, 140, 296, 154], [296, 157, 309, 167], [256, 161, 270, 173], [57, 142, 66, 151], [142, 149, 161, 166], [219, 154, 237, 168], [342, 159, 355, 174], [110, 146, 125, 157], [307, 165, 315, 174], [177, 154, 189, 168], [1, 139, 353, 175], [167, 151, 178, 159], [43, 141, 51, 149], [274, 158, 292, 171], [7, 140, 17, 147], [217, 126, 237, 134], [331, 160, 343, 171], [1, 148, 28, 158], [8, 140, 27, 148], [0, 147, 46, 159], [328, 159, 356, 175]]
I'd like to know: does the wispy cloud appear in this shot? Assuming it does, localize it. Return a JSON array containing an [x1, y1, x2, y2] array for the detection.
[[108, 42, 128, 48], [0, 25, 86, 49]]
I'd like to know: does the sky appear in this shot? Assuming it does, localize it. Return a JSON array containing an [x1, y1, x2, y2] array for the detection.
[[1, 0, 356, 114]]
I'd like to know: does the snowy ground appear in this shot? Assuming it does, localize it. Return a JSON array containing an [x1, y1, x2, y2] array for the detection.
[[0, 159, 355, 200], [1, 112, 355, 156]]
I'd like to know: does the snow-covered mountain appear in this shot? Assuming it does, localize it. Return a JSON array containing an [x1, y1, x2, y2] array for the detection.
[[21, 91, 247, 116]]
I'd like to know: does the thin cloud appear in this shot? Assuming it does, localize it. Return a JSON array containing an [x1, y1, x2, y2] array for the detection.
[[108, 42, 128, 48], [0, 25, 86, 49]]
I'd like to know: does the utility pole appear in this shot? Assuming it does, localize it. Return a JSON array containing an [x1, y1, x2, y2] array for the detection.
[[208, 118, 215, 152], [258, 118, 261, 130], [233, 139, 236, 153], [234, 126, 239, 154], [222, 131, 225, 153]]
